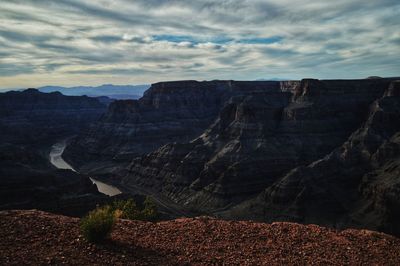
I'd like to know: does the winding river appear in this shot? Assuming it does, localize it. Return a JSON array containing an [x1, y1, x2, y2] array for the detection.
[[49, 140, 121, 196]]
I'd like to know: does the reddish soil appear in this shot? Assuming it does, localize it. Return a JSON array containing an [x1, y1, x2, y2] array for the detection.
[[1, 210, 400, 265]]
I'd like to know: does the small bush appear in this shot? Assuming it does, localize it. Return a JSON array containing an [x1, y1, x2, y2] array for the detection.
[[141, 196, 158, 221], [110, 197, 158, 221], [80, 206, 116, 243], [110, 198, 140, 220], [80, 197, 159, 243]]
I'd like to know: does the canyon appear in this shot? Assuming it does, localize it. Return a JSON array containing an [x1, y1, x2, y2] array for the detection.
[[62, 77, 400, 236], [1, 78, 398, 235]]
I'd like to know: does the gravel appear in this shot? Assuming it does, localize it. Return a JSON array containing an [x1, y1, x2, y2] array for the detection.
[[1, 210, 400, 265]]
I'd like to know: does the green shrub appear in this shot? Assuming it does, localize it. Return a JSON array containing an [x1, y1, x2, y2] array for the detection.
[[110, 198, 140, 220], [110, 197, 158, 221], [80, 206, 116, 243], [141, 196, 158, 221]]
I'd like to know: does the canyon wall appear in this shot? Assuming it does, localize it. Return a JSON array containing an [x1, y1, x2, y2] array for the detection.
[[65, 78, 400, 234]]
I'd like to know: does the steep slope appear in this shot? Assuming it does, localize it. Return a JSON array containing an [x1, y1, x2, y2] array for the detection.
[[63, 80, 283, 174], [226, 80, 400, 236], [123, 78, 394, 212], [1, 210, 400, 265]]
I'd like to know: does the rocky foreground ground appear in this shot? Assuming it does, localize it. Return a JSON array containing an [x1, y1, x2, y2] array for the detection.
[[1, 210, 400, 265]]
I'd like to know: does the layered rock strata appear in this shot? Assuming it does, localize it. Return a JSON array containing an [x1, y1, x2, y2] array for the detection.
[[64, 78, 400, 234], [226, 80, 400, 236], [124, 79, 394, 211], [63, 80, 283, 173]]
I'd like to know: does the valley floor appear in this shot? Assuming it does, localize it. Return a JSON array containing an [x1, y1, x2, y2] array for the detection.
[[1, 210, 400, 265]]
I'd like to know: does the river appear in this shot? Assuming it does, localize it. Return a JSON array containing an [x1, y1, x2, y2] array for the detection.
[[49, 140, 121, 196]]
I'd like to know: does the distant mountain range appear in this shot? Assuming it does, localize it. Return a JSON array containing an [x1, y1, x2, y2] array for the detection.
[[38, 84, 150, 99], [255, 78, 292, 81]]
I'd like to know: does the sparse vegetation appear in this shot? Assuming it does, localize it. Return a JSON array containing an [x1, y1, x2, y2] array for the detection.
[[80, 197, 158, 243], [141, 196, 158, 221], [80, 206, 115, 243], [110, 198, 140, 220], [109, 196, 158, 221]]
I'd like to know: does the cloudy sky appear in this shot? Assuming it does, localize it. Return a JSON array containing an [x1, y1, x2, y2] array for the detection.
[[0, 0, 399, 88]]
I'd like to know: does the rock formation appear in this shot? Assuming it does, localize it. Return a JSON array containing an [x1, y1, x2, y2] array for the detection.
[[225, 80, 400, 236], [63, 80, 282, 174], [64, 78, 400, 235], [122, 79, 393, 209]]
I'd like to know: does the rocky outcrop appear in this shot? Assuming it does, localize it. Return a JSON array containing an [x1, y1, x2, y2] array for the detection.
[[226, 80, 400, 236], [123, 78, 394, 212]]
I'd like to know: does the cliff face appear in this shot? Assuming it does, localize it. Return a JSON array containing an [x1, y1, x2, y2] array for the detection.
[[63, 80, 281, 173], [225, 80, 400, 235], [123, 79, 393, 211], [63, 78, 400, 234]]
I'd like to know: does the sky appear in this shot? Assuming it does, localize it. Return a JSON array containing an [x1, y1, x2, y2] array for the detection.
[[0, 0, 399, 89]]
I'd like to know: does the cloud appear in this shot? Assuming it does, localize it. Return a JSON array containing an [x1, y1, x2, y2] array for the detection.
[[91, 35, 122, 43], [0, 63, 35, 76], [238, 37, 283, 45], [0, 0, 399, 88]]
